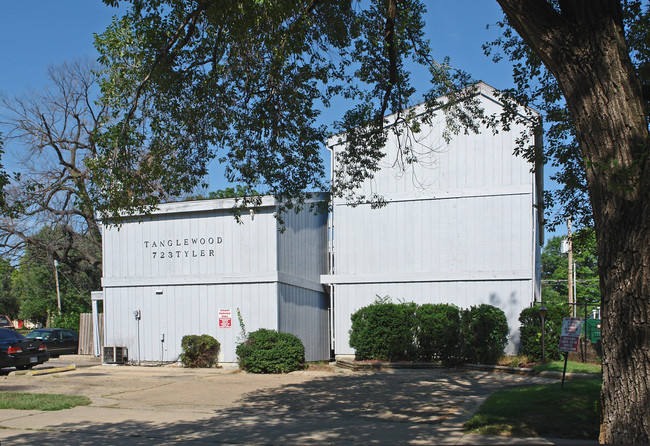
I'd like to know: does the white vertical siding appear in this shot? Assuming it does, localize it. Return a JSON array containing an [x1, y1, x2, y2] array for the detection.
[[104, 282, 280, 363], [102, 197, 329, 364], [102, 203, 280, 284], [332, 193, 532, 278], [338, 97, 534, 202], [277, 284, 329, 361], [326, 86, 542, 356], [277, 206, 328, 285]]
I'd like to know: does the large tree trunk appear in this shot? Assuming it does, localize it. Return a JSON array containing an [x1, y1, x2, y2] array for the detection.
[[497, 0, 650, 443]]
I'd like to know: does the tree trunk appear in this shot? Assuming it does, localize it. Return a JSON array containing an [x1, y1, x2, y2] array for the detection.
[[496, 0, 650, 442]]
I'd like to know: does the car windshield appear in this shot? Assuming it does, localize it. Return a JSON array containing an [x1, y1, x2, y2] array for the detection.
[[0, 316, 11, 324], [25, 330, 51, 339]]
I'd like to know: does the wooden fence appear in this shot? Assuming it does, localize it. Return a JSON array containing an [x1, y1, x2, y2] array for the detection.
[[78, 313, 104, 355]]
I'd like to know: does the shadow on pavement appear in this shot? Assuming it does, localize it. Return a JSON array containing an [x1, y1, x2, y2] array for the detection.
[[0, 369, 582, 445]]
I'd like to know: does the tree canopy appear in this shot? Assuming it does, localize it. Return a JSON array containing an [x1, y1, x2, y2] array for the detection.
[[92, 0, 483, 219], [10, 227, 97, 325], [541, 229, 600, 307], [0, 61, 104, 271], [485, 0, 649, 228]]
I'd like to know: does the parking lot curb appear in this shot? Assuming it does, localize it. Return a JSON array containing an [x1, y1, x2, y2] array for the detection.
[[26, 365, 76, 376]]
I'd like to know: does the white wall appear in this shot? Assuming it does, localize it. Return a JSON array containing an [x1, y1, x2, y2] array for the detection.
[[103, 200, 279, 285], [102, 197, 330, 363], [104, 283, 279, 363], [325, 83, 542, 356]]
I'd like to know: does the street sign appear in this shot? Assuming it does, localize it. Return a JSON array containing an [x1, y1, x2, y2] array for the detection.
[[559, 317, 584, 352]]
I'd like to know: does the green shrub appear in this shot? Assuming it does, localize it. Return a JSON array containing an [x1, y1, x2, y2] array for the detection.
[[349, 302, 418, 361], [460, 304, 509, 365], [416, 303, 461, 365], [51, 312, 80, 332], [348, 301, 511, 365], [518, 303, 568, 362], [236, 329, 305, 373], [180, 334, 220, 368]]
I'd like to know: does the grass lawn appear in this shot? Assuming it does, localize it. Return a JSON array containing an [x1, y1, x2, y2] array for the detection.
[[533, 360, 601, 374], [499, 356, 601, 374], [464, 379, 601, 440], [0, 392, 91, 411]]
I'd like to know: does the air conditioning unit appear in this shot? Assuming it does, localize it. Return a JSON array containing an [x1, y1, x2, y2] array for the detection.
[[103, 346, 128, 364]]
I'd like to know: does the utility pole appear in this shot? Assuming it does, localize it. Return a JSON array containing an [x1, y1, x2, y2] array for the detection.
[[54, 260, 62, 315], [567, 218, 574, 317]]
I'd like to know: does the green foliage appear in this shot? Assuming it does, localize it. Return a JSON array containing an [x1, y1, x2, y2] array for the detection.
[[93, 0, 481, 220], [541, 229, 600, 308], [459, 304, 509, 365], [350, 300, 508, 364], [0, 256, 19, 318], [236, 307, 247, 345], [12, 260, 56, 324], [415, 303, 461, 364], [236, 329, 305, 373], [349, 301, 418, 361], [180, 334, 221, 368], [484, 2, 648, 228], [51, 312, 81, 332], [518, 304, 568, 362], [189, 185, 259, 200], [10, 227, 96, 325], [533, 360, 601, 374]]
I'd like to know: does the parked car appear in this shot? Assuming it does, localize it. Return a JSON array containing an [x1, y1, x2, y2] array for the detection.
[[0, 315, 14, 329], [0, 327, 49, 370], [24, 328, 79, 358]]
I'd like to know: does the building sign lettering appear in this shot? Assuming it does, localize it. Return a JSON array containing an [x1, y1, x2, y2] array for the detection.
[[144, 237, 223, 259]]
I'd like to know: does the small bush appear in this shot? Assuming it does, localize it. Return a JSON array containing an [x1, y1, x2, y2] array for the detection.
[[519, 303, 568, 362], [416, 303, 461, 365], [236, 329, 305, 373], [349, 302, 417, 361], [180, 334, 220, 368], [460, 304, 509, 365]]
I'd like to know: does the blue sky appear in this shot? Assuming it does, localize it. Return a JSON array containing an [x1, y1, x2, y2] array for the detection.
[[0, 1, 565, 238]]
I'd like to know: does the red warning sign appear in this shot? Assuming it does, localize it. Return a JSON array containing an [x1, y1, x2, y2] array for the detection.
[[219, 309, 232, 329]]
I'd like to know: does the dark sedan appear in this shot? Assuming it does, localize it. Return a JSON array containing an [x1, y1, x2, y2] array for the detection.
[[0, 327, 49, 370], [25, 328, 79, 358]]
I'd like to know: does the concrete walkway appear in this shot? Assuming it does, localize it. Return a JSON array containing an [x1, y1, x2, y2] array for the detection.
[[0, 359, 596, 445]]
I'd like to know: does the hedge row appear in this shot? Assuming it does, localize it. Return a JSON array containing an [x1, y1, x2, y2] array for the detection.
[[349, 302, 509, 365]]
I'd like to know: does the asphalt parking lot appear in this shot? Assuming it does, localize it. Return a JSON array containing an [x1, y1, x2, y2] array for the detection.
[[0, 356, 592, 445]]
